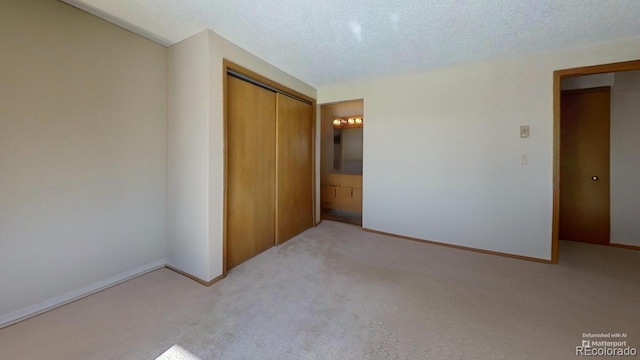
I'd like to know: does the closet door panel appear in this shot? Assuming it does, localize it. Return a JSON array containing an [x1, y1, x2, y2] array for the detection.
[[276, 94, 314, 244], [227, 75, 276, 269]]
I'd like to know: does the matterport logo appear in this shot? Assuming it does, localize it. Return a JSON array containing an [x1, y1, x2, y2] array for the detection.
[[576, 333, 637, 357]]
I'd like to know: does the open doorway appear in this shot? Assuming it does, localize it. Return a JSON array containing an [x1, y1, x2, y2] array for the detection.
[[319, 99, 364, 226], [553, 60, 640, 262]]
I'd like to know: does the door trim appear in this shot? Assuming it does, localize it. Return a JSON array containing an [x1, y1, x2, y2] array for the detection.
[[552, 59, 640, 263], [222, 60, 317, 275]]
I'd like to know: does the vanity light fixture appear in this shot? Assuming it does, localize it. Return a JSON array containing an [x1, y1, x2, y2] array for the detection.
[[332, 116, 364, 129]]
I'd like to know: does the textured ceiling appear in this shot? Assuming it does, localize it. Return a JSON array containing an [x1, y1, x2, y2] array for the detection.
[[62, 0, 640, 87]]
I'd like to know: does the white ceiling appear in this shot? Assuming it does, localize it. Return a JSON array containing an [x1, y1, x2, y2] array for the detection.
[[62, 0, 640, 87]]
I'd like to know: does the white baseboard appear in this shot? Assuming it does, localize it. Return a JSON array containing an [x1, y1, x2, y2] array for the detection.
[[0, 259, 168, 329]]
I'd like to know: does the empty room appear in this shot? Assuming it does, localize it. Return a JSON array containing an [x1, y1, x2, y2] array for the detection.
[[1, 0, 639, 359]]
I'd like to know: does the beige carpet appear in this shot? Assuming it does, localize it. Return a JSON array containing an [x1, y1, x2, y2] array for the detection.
[[0, 221, 638, 359]]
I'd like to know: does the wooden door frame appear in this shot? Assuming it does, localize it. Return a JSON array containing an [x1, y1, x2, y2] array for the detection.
[[551, 59, 640, 263], [222, 60, 317, 275]]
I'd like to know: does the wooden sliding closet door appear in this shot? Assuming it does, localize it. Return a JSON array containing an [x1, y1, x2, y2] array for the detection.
[[276, 94, 314, 244], [227, 75, 276, 269]]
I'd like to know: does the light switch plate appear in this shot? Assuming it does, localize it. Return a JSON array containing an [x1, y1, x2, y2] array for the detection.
[[520, 125, 530, 138]]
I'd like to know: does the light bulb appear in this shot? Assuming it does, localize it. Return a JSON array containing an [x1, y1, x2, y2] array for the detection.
[[348, 118, 355, 124]]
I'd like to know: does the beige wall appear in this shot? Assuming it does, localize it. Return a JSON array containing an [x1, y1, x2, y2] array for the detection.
[[167, 31, 211, 280], [0, 0, 168, 324], [611, 70, 640, 247], [318, 37, 640, 260], [561, 73, 614, 90]]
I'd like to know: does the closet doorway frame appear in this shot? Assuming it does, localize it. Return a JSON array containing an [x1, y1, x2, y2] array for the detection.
[[222, 60, 317, 275]]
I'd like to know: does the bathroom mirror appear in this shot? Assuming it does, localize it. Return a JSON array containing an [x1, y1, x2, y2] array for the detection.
[[333, 126, 363, 174]]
